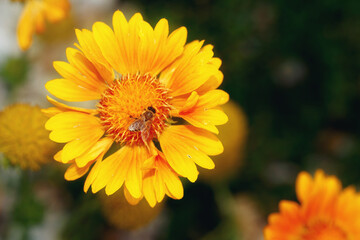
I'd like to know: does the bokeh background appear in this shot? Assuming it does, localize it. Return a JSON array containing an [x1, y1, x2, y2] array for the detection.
[[1, 0, 360, 239]]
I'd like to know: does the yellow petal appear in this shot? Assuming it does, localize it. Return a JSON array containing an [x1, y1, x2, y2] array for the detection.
[[45, 111, 99, 130], [159, 126, 200, 182], [42, 107, 65, 117], [124, 145, 151, 199], [45, 96, 97, 115], [45, 112, 102, 143], [278, 200, 300, 217], [137, 20, 155, 74], [163, 125, 223, 155], [164, 177, 184, 200], [112, 12, 144, 74], [182, 109, 228, 134], [143, 172, 157, 208], [137, 18, 187, 76], [161, 41, 220, 97], [46, 78, 101, 102], [171, 91, 199, 113], [196, 90, 229, 108], [65, 47, 107, 91], [53, 60, 97, 91], [84, 156, 102, 192], [142, 148, 183, 206], [92, 21, 126, 74], [142, 155, 156, 170], [195, 71, 224, 94], [124, 186, 142, 205], [17, 2, 36, 50], [112, 10, 130, 72], [49, 127, 94, 143], [64, 161, 92, 181], [172, 90, 229, 133], [92, 146, 131, 194], [158, 159, 183, 200], [48, 112, 104, 161], [61, 128, 103, 162], [157, 26, 187, 73], [43, 0, 70, 23], [160, 40, 203, 88], [296, 171, 313, 203], [34, 9, 45, 33], [74, 29, 114, 84], [54, 150, 63, 162], [104, 146, 134, 195], [126, 13, 143, 74], [144, 18, 169, 75], [75, 137, 113, 168], [154, 172, 165, 202]]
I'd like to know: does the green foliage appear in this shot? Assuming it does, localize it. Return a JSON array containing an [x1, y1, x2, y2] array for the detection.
[[61, 196, 104, 240], [0, 56, 29, 91], [12, 176, 44, 227]]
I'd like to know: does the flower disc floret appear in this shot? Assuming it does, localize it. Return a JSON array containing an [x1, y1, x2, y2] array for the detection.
[[98, 74, 170, 145]]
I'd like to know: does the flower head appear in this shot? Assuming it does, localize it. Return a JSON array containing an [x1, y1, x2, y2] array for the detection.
[[0, 104, 58, 170], [14, 0, 70, 50], [264, 170, 360, 240], [43, 10, 228, 207]]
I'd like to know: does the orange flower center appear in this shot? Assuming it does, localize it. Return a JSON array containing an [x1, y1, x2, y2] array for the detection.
[[97, 74, 170, 146], [301, 220, 348, 240]]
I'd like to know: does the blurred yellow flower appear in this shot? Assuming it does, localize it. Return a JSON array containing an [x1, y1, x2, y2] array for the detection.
[[200, 100, 247, 182], [14, 0, 70, 50], [100, 190, 163, 230], [0, 104, 58, 170], [264, 170, 360, 240], [43, 10, 228, 207]]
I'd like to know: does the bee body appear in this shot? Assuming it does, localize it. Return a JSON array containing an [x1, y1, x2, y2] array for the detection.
[[128, 106, 156, 144]]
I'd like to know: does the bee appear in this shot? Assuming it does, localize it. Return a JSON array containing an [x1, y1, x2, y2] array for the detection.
[[128, 106, 156, 144]]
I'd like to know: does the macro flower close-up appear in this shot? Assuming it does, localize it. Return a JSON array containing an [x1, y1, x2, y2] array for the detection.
[[43, 10, 228, 207], [1, 0, 360, 239], [264, 170, 360, 240], [13, 0, 70, 50]]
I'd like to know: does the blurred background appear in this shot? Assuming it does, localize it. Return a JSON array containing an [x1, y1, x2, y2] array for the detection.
[[0, 0, 360, 239]]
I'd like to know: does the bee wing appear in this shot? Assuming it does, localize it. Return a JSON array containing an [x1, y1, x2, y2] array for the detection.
[[128, 118, 143, 131], [140, 121, 152, 144]]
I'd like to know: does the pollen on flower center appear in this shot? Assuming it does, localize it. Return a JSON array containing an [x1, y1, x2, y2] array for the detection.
[[302, 220, 348, 240], [97, 74, 171, 145]]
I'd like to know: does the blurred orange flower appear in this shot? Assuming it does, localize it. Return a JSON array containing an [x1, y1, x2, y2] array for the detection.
[[264, 170, 360, 240], [14, 0, 70, 50], [43, 10, 228, 207]]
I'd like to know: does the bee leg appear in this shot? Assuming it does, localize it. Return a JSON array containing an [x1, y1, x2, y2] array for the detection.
[[141, 131, 151, 151]]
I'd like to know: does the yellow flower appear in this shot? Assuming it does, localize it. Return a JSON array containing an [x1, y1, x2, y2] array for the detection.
[[14, 0, 70, 50], [0, 104, 58, 170], [100, 190, 163, 230], [264, 170, 360, 240], [43, 10, 228, 207]]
